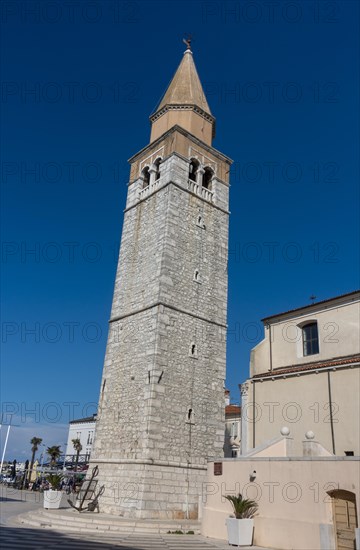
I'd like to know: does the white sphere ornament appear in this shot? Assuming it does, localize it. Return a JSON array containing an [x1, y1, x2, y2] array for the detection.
[[305, 430, 315, 440], [280, 427, 290, 436]]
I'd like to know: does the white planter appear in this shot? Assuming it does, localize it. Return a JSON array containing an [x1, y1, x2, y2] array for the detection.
[[43, 490, 62, 509], [226, 517, 254, 546]]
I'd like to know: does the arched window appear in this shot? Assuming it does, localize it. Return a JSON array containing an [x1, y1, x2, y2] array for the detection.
[[302, 322, 319, 356], [141, 167, 150, 188], [194, 269, 200, 282], [153, 157, 161, 181], [203, 167, 214, 190], [189, 158, 200, 182]]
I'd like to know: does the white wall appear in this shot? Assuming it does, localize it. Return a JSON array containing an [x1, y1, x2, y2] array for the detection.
[[251, 295, 360, 375], [243, 366, 360, 456], [65, 420, 96, 459], [201, 456, 360, 550]]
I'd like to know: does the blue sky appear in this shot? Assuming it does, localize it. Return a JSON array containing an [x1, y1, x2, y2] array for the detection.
[[1, 0, 359, 460]]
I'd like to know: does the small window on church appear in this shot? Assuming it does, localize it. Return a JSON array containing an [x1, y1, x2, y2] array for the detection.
[[194, 269, 201, 283], [142, 167, 150, 188], [302, 322, 319, 356], [203, 167, 214, 190], [189, 158, 199, 182]]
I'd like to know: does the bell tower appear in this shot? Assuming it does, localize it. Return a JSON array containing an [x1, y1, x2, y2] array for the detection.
[[91, 43, 232, 519]]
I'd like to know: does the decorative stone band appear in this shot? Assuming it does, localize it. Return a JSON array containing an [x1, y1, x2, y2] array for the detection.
[[109, 300, 228, 328], [150, 103, 215, 127], [128, 126, 232, 167], [89, 458, 207, 470]]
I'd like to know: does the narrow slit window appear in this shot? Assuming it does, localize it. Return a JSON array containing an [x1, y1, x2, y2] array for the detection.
[[196, 215, 205, 229], [187, 408, 195, 423]]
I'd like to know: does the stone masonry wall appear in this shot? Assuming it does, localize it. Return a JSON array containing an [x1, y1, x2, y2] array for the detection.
[[91, 144, 230, 518]]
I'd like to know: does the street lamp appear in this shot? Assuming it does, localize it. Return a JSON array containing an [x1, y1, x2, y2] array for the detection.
[[0, 416, 20, 475], [39, 444, 46, 477]]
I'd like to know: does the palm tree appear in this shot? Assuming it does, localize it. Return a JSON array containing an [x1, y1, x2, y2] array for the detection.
[[225, 494, 258, 519], [71, 438, 82, 472], [46, 445, 62, 468], [28, 437, 42, 482]]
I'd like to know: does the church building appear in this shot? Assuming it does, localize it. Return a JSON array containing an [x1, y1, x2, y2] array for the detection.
[[241, 290, 360, 456]]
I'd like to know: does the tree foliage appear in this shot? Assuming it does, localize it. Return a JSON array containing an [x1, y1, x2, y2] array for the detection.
[[225, 493, 258, 519]]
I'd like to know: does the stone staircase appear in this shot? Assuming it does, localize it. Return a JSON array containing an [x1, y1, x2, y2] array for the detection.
[[15, 507, 201, 535]]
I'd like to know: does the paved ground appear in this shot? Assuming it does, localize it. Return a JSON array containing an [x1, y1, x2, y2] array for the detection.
[[0, 487, 270, 549]]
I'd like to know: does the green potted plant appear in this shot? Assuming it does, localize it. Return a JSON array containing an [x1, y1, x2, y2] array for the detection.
[[43, 474, 63, 509], [225, 493, 258, 546]]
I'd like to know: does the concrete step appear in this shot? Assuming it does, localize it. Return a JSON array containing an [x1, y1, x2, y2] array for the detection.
[[17, 508, 201, 535]]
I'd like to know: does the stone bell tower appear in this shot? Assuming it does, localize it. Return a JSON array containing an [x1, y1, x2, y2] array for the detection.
[[90, 43, 232, 519]]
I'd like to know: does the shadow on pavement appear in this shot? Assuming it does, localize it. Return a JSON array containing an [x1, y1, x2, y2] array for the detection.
[[0, 525, 147, 549]]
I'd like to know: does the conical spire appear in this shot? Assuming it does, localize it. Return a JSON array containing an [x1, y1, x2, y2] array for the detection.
[[156, 48, 212, 115], [150, 45, 215, 146]]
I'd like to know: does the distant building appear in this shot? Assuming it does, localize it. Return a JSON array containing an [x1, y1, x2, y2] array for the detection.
[[65, 414, 97, 462], [241, 290, 360, 455], [224, 389, 241, 457]]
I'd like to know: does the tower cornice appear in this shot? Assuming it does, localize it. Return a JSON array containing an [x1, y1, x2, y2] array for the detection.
[[150, 104, 216, 139], [128, 124, 232, 166]]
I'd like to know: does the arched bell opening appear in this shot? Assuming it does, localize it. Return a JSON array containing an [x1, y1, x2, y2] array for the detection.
[[141, 166, 150, 188], [189, 158, 200, 182], [203, 167, 214, 190]]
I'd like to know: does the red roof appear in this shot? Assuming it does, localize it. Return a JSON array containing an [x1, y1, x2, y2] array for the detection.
[[225, 404, 241, 415], [252, 354, 360, 379]]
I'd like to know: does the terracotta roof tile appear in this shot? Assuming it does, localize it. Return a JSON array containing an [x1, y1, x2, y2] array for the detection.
[[225, 405, 241, 415], [252, 354, 360, 379]]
